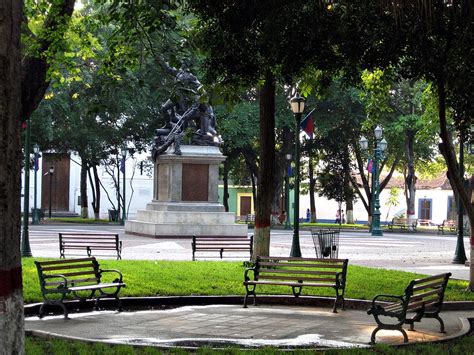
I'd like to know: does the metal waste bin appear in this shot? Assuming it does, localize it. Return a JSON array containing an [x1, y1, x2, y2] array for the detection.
[[108, 209, 119, 222], [311, 229, 340, 259]]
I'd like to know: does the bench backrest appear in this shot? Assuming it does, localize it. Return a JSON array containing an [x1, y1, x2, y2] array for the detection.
[[404, 273, 451, 314], [444, 220, 456, 226], [35, 257, 101, 295], [59, 233, 120, 246], [254, 256, 348, 286]]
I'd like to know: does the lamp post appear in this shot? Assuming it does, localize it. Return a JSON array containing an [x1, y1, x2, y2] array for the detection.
[[284, 153, 292, 230], [48, 166, 54, 219], [21, 119, 33, 257], [289, 93, 305, 257], [121, 147, 127, 226], [32, 144, 40, 225], [360, 125, 387, 236], [452, 130, 467, 264]]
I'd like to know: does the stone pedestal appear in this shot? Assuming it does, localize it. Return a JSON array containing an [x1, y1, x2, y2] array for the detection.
[[125, 145, 247, 237]]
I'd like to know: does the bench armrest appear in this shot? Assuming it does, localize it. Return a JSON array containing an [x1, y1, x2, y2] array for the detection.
[[371, 294, 404, 308], [243, 267, 256, 282], [42, 274, 69, 289], [335, 271, 346, 287], [99, 268, 124, 283]]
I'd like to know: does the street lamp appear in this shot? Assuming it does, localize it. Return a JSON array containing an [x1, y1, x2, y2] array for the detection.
[[289, 93, 305, 257], [121, 147, 127, 225], [21, 120, 33, 257], [285, 153, 292, 230], [360, 125, 387, 236], [48, 166, 54, 219], [452, 130, 467, 264], [32, 144, 40, 225]]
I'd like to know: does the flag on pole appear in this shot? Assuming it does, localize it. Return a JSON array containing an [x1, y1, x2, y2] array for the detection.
[[120, 158, 125, 173], [300, 108, 315, 139], [367, 159, 374, 173], [34, 155, 39, 171]]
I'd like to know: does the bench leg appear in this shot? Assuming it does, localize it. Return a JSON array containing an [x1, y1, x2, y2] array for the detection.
[[370, 326, 408, 344], [433, 314, 446, 333], [243, 285, 256, 308]]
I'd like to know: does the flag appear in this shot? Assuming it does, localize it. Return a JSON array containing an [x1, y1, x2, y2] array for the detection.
[[34, 155, 39, 171], [120, 158, 125, 173], [367, 159, 374, 173], [300, 109, 315, 139], [287, 164, 293, 177]]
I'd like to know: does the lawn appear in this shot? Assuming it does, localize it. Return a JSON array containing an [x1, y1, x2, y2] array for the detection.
[[23, 258, 473, 354], [23, 258, 473, 303]]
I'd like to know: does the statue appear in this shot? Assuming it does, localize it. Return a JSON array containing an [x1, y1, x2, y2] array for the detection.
[[152, 59, 222, 160]]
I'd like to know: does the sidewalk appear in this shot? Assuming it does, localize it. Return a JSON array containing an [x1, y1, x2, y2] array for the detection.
[[25, 303, 473, 350]]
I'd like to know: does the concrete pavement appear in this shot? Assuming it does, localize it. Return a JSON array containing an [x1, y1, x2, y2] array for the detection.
[[25, 303, 473, 350]]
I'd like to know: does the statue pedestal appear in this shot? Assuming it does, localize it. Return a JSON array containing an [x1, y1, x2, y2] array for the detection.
[[125, 145, 247, 237]]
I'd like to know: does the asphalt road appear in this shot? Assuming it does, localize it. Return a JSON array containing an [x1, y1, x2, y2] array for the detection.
[[25, 224, 471, 280]]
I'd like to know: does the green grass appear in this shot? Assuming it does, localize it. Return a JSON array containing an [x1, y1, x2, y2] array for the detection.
[[23, 258, 473, 304], [25, 332, 474, 354], [47, 217, 110, 224], [301, 223, 368, 229]]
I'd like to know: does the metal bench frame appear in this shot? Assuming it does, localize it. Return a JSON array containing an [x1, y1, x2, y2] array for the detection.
[[243, 256, 348, 312], [59, 233, 122, 260], [192, 235, 253, 261], [387, 217, 417, 231], [35, 257, 126, 318], [367, 272, 451, 343]]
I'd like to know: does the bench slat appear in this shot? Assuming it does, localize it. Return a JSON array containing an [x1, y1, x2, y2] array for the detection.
[[69, 282, 125, 292], [410, 289, 443, 302], [258, 261, 343, 269], [245, 280, 337, 288], [257, 275, 338, 283], [412, 274, 448, 285]]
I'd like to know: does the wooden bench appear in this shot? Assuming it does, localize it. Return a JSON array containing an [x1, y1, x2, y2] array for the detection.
[[192, 235, 253, 261], [243, 256, 348, 312], [59, 233, 122, 260], [418, 219, 431, 226], [387, 217, 417, 231], [367, 272, 451, 343], [437, 220, 457, 234], [35, 257, 126, 318]]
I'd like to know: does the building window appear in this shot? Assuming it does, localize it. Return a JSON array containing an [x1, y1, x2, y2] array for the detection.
[[447, 196, 457, 220], [418, 198, 432, 221]]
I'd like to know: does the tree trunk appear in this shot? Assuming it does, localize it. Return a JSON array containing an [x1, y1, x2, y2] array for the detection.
[[80, 160, 88, 218], [405, 129, 417, 223], [88, 165, 101, 220], [253, 72, 276, 258], [308, 158, 317, 223], [0, 1, 24, 352], [223, 159, 229, 212], [437, 78, 474, 291]]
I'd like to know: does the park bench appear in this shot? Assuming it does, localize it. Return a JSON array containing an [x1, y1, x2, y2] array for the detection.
[[192, 235, 253, 261], [243, 256, 348, 312], [437, 219, 457, 234], [418, 219, 431, 226], [246, 214, 255, 224], [59, 233, 122, 260], [367, 272, 451, 343], [387, 217, 417, 231], [35, 257, 126, 318]]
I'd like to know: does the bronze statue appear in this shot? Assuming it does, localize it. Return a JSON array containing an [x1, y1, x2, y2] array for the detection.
[[152, 59, 222, 160]]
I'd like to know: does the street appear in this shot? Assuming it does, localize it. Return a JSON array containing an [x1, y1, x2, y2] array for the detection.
[[25, 224, 471, 280]]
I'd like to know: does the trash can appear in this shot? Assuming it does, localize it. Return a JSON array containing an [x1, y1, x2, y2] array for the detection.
[[108, 209, 119, 222], [311, 229, 340, 259]]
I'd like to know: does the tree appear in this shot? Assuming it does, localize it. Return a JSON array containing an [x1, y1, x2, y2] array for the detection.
[[1, 0, 76, 352], [188, 1, 340, 257]]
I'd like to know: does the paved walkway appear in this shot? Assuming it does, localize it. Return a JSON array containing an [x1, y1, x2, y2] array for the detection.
[[25, 304, 472, 349]]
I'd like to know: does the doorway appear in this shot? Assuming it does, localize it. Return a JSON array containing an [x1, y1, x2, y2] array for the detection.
[[418, 198, 432, 221]]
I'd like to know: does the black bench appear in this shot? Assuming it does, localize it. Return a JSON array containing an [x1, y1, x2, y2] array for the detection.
[[437, 220, 457, 234], [387, 217, 417, 231], [35, 257, 126, 318], [59, 233, 122, 260], [192, 235, 253, 261], [367, 272, 451, 343], [243, 256, 348, 312]]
